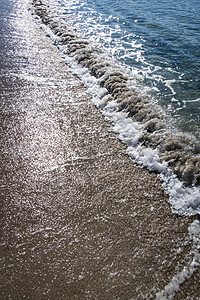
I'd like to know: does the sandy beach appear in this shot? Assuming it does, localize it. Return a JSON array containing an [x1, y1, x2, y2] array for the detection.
[[0, 0, 199, 299]]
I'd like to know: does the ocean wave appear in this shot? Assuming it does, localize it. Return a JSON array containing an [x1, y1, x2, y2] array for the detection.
[[30, 0, 200, 215]]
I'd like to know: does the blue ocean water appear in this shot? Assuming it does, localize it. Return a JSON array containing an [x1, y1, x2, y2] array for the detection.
[[60, 0, 200, 140]]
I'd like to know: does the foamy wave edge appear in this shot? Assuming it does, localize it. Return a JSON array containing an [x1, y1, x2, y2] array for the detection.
[[156, 220, 200, 300], [30, 0, 200, 216]]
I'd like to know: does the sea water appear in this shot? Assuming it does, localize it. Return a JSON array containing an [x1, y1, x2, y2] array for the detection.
[[31, 0, 200, 216], [59, 0, 200, 140], [1, 1, 200, 298]]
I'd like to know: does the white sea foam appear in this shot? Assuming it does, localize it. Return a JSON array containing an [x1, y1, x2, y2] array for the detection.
[[62, 55, 200, 216], [101, 99, 200, 216], [71, 60, 200, 215]]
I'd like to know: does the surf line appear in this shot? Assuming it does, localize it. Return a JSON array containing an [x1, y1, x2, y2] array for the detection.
[[30, 0, 200, 188]]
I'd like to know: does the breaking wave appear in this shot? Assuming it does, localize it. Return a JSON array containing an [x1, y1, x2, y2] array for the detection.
[[30, 0, 200, 215]]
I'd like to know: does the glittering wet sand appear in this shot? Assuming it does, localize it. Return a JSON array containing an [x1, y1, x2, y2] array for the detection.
[[0, 1, 199, 299]]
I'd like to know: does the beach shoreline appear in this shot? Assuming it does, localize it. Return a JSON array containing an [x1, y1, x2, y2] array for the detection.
[[0, 0, 200, 298], [30, 0, 200, 191]]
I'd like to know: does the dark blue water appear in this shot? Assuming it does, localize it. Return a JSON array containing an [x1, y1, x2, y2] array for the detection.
[[60, 0, 200, 140]]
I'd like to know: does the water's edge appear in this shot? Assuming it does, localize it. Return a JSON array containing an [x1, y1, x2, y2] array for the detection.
[[30, 0, 200, 217], [29, 3, 200, 295], [31, 0, 200, 187], [1, 0, 200, 299]]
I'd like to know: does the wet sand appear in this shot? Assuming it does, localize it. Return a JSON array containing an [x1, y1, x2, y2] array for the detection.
[[0, 0, 199, 299]]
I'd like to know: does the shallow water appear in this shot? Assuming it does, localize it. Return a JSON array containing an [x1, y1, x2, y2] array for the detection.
[[0, 0, 200, 299], [59, 0, 200, 140], [30, 0, 200, 214]]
